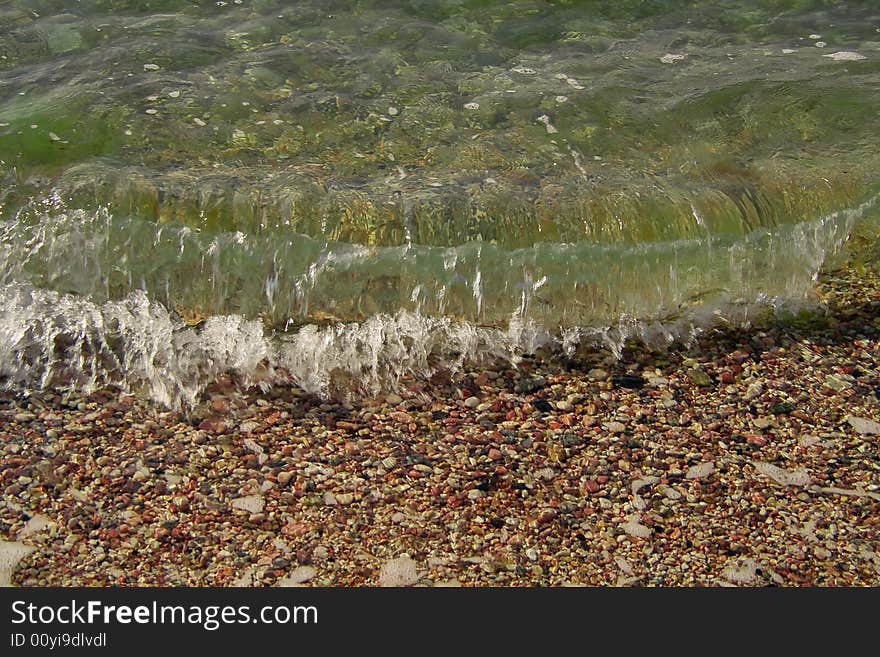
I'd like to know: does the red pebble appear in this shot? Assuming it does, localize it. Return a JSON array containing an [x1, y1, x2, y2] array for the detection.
[[282, 522, 310, 537], [198, 418, 225, 433]]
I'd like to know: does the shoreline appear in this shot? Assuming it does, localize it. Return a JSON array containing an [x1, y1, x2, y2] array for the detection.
[[2, 250, 879, 586]]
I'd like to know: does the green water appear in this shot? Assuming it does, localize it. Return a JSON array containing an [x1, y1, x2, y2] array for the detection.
[[0, 2, 879, 401], [4, 2, 879, 243]]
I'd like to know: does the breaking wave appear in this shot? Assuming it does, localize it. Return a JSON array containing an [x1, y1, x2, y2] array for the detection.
[[0, 193, 874, 408]]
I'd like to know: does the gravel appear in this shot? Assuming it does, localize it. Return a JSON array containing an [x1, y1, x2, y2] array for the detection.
[[1, 248, 880, 587]]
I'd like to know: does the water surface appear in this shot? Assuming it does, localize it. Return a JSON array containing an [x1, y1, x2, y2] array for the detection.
[[1, 1, 878, 403]]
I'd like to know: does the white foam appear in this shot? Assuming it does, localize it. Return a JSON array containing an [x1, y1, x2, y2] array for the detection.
[[0, 194, 874, 408], [0, 281, 799, 408]]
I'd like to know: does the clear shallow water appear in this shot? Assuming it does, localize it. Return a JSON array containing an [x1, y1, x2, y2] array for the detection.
[[1, 1, 879, 404]]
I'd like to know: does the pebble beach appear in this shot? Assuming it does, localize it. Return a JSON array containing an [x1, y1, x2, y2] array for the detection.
[[2, 244, 879, 588]]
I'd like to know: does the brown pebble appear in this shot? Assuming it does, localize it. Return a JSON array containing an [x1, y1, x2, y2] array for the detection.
[[198, 418, 225, 433]]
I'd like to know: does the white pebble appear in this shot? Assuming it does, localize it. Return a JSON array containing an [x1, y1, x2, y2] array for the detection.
[[463, 102, 480, 110], [660, 53, 687, 64], [145, 108, 158, 115], [378, 555, 419, 587], [614, 556, 634, 576], [143, 63, 160, 71], [631, 476, 660, 496], [660, 485, 682, 501], [0, 541, 36, 586], [193, 117, 206, 126], [230, 495, 264, 513], [823, 51, 866, 61], [18, 514, 55, 539], [622, 516, 652, 539], [751, 461, 811, 487], [243, 438, 263, 455], [685, 462, 715, 480], [722, 557, 758, 585], [536, 114, 558, 134], [744, 381, 763, 400], [847, 415, 880, 434], [277, 566, 316, 586]]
